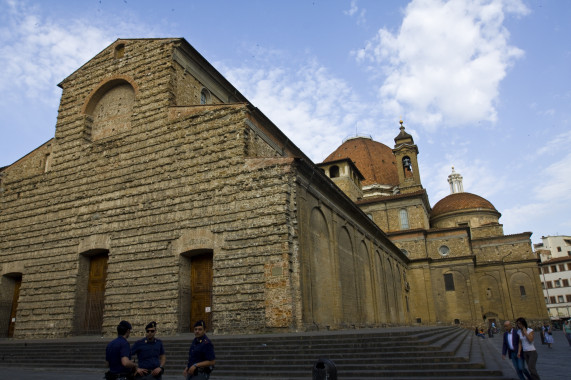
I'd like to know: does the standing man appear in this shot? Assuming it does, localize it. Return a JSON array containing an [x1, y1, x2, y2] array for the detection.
[[105, 320, 145, 380], [183, 320, 216, 380], [501, 320, 531, 380], [131, 321, 166, 379]]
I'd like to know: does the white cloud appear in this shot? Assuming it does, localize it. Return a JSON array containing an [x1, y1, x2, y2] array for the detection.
[[423, 156, 507, 206], [0, 0, 154, 106], [355, 0, 529, 130], [344, 0, 366, 25], [344, 0, 359, 16], [536, 130, 571, 156], [220, 57, 369, 162]]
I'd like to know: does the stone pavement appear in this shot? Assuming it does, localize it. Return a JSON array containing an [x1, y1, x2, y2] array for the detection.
[[487, 329, 571, 380]]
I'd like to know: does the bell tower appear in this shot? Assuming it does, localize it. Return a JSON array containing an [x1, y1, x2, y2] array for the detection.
[[392, 120, 422, 193]]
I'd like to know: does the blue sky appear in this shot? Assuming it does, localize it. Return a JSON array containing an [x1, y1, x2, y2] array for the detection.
[[1, 0, 569, 244]]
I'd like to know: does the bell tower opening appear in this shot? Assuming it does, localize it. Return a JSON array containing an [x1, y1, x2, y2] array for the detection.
[[392, 121, 422, 193]]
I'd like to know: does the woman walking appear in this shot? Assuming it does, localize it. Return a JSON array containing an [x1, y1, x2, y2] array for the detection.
[[516, 317, 541, 380], [543, 323, 553, 348], [563, 320, 571, 347]]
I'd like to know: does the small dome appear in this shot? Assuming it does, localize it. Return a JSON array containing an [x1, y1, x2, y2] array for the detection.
[[322, 137, 399, 186], [432, 192, 497, 218]]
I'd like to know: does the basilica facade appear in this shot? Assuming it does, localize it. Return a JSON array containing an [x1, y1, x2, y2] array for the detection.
[[0, 38, 546, 339]]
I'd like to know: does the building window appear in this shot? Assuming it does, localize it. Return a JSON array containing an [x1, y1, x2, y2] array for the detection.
[[114, 43, 125, 59], [550, 296, 556, 304], [547, 281, 553, 289], [329, 165, 340, 178], [444, 273, 455, 291], [545, 297, 549, 304], [541, 282, 545, 289], [366, 213, 373, 220], [439, 245, 450, 256], [200, 88, 211, 104], [401, 249, 409, 257], [557, 246, 562, 252], [564, 279, 569, 287], [559, 264, 566, 271], [551, 265, 557, 273], [568, 263, 571, 271], [558, 295, 564, 303], [555, 280, 561, 288], [543, 267, 549, 274], [399, 209, 409, 229], [520, 286, 526, 296], [567, 295, 571, 303], [568, 251, 571, 256]]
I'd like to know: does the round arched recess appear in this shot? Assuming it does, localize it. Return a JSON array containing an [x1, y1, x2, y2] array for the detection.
[[83, 78, 137, 141]]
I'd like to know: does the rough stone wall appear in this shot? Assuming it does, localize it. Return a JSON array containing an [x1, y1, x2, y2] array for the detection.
[[295, 170, 408, 330], [360, 198, 429, 233], [471, 224, 504, 239], [429, 260, 477, 324], [330, 177, 362, 202], [472, 233, 535, 263], [431, 211, 499, 229], [1, 140, 53, 178], [0, 39, 301, 338], [172, 62, 223, 105], [425, 230, 471, 260]]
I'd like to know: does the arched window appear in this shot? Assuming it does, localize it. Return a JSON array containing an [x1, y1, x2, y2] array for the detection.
[[329, 165, 340, 178], [402, 156, 413, 172], [399, 208, 409, 229], [200, 88, 211, 104]]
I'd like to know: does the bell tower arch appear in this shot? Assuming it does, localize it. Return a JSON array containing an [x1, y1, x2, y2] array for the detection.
[[392, 121, 422, 194]]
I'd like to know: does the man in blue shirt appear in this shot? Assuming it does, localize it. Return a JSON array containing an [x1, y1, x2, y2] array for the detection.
[[105, 320, 144, 380], [131, 321, 166, 379], [183, 320, 216, 380]]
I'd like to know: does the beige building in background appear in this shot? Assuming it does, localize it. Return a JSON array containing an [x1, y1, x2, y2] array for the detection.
[[0, 37, 547, 339], [535, 236, 571, 319]]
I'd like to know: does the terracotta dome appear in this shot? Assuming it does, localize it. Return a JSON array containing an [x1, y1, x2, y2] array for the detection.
[[322, 137, 399, 186], [431, 192, 498, 218]]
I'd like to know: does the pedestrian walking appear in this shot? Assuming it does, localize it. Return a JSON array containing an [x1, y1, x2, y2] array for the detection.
[[516, 317, 541, 380], [543, 323, 553, 348], [502, 320, 532, 380], [563, 320, 571, 347]]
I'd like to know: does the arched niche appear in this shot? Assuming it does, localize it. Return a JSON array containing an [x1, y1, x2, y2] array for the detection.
[[83, 77, 137, 141]]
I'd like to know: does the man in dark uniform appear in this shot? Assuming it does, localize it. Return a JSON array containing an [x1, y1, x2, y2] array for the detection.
[[105, 320, 145, 380], [183, 320, 216, 380], [131, 321, 166, 379]]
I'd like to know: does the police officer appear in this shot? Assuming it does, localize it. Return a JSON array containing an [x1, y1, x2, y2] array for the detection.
[[131, 321, 166, 379], [183, 320, 216, 380], [105, 320, 145, 380]]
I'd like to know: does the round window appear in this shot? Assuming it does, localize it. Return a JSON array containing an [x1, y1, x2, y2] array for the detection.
[[438, 245, 450, 256]]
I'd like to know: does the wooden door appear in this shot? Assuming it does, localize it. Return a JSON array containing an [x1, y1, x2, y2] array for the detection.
[[8, 277, 22, 337], [191, 253, 213, 330], [84, 255, 108, 334]]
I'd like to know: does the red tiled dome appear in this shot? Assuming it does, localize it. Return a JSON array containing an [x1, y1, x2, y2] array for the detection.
[[322, 137, 399, 186], [432, 192, 497, 218]]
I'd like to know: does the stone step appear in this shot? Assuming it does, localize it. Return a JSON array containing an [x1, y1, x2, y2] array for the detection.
[[0, 327, 516, 379]]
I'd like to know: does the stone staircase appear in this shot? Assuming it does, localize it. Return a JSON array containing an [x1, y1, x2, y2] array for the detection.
[[0, 326, 516, 379]]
